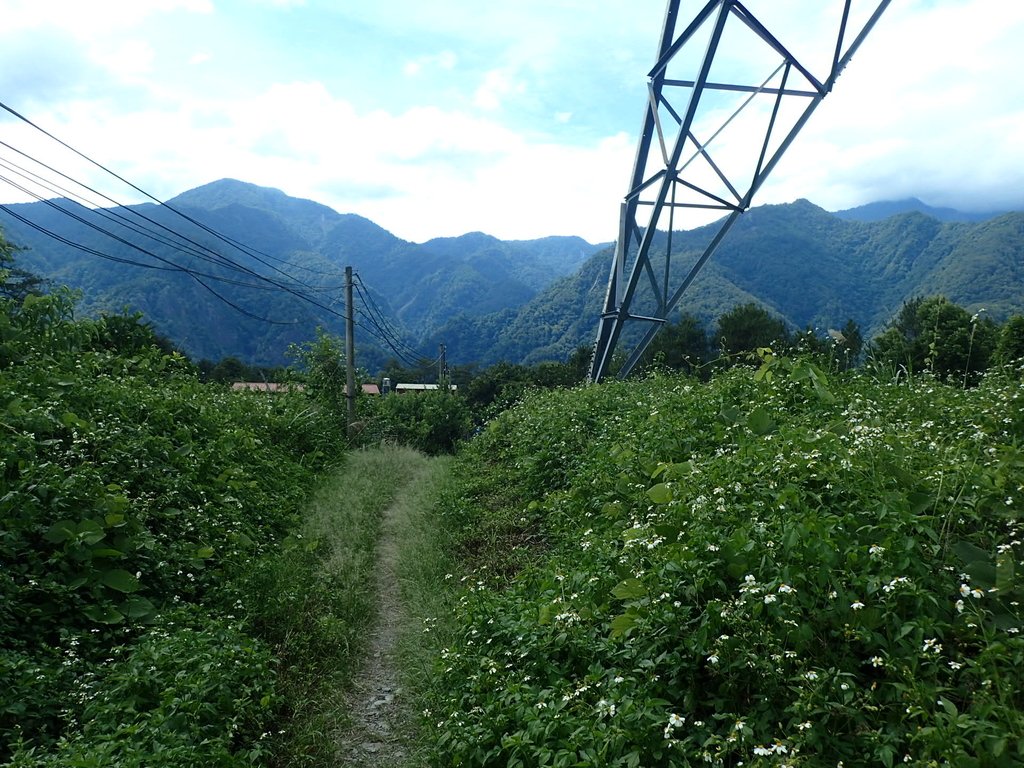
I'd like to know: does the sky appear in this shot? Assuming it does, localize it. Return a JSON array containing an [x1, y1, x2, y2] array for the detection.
[[1, 0, 1022, 244]]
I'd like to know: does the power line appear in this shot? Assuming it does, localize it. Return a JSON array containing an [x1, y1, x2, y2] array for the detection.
[[0, 201, 297, 324], [0, 173, 289, 292], [351, 274, 437, 366], [0, 152, 331, 290], [353, 309, 423, 368], [0, 104, 350, 320]]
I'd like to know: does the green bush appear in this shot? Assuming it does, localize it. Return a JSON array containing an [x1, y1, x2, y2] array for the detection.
[[361, 390, 472, 455], [0, 292, 347, 763], [428, 361, 1024, 766], [6, 610, 276, 767]]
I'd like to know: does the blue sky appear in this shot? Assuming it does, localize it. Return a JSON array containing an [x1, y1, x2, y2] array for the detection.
[[1, 0, 1022, 243]]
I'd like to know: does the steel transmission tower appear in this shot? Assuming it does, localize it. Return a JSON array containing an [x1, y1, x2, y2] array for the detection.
[[590, 0, 891, 381]]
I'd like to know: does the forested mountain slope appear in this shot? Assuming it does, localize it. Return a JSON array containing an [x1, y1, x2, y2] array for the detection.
[[448, 201, 1024, 366], [2, 180, 1021, 369]]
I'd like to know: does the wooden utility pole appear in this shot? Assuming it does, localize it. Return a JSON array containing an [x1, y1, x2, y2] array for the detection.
[[438, 343, 446, 390], [344, 266, 356, 436]]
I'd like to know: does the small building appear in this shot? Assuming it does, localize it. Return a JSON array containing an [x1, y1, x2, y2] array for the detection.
[[393, 383, 457, 394]]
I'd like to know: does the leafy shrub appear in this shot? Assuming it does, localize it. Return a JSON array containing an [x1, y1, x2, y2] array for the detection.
[[360, 390, 472, 455], [6, 610, 276, 767], [871, 296, 997, 383], [0, 292, 347, 763], [428, 360, 1024, 766], [993, 314, 1024, 369]]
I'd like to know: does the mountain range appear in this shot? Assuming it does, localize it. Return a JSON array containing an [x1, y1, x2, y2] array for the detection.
[[1, 179, 1021, 370]]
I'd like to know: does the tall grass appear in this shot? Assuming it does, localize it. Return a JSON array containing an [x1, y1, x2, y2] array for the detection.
[[250, 446, 447, 766]]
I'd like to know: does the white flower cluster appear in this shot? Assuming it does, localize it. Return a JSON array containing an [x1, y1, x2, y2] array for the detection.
[[753, 741, 789, 756], [882, 576, 911, 594], [663, 712, 686, 739]]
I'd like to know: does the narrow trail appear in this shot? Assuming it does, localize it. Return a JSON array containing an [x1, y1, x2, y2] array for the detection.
[[336, 460, 433, 767]]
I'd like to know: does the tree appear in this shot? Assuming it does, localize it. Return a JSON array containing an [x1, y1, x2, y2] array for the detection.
[[994, 314, 1024, 368], [90, 312, 181, 358], [870, 296, 997, 382], [287, 328, 348, 408], [644, 312, 710, 374], [714, 302, 790, 360], [793, 319, 864, 371], [0, 227, 45, 302]]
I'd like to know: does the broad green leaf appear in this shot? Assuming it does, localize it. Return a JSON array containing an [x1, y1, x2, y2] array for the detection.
[[120, 596, 155, 619], [996, 551, 1015, 593], [601, 501, 624, 519], [662, 461, 694, 480], [43, 520, 76, 544], [907, 491, 934, 514], [77, 519, 106, 545], [718, 405, 743, 425], [611, 578, 647, 600], [609, 612, 637, 639], [90, 547, 124, 559], [746, 406, 776, 435], [953, 540, 990, 565], [966, 561, 996, 590], [83, 604, 124, 624], [196, 546, 215, 559], [104, 495, 129, 515], [647, 483, 673, 504], [753, 362, 773, 382], [989, 737, 1007, 758], [938, 697, 958, 717], [538, 603, 556, 626], [60, 411, 89, 429], [100, 569, 140, 593]]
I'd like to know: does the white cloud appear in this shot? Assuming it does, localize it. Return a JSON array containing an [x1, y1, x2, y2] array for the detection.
[[4, 0, 212, 35], [403, 51, 458, 77], [473, 69, 527, 112], [715, 0, 1024, 213], [2, 0, 1022, 248], [92, 39, 156, 79], [0, 76, 631, 242]]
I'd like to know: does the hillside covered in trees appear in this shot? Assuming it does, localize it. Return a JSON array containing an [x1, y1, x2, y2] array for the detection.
[[2, 181, 1022, 371]]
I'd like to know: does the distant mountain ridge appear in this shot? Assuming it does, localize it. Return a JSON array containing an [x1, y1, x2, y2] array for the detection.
[[833, 197, 1008, 223], [453, 199, 1023, 366], [0, 179, 601, 369], [1, 179, 1022, 369]]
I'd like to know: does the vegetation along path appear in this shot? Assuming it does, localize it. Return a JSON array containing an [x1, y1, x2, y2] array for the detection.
[[307, 445, 453, 768]]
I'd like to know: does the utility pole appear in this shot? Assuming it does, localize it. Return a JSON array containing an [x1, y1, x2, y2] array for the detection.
[[344, 266, 356, 436], [438, 343, 447, 390]]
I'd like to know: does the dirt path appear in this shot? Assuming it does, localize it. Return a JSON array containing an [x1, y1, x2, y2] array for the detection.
[[336, 464, 427, 767]]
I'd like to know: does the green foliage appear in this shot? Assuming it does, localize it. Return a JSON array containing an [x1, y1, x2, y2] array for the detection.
[[0, 292, 348, 763], [792, 319, 864, 372], [871, 296, 997, 383], [0, 229, 46, 303], [197, 355, 287, 384], [287, 327, 347, 407], [994, 314, 1024, 368], [425, 359, 1024, 766], [6, 610, 277, 767], [715, 302, 791, 359], [642, 313, 710, 374], [361, 391, 472, 455]]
